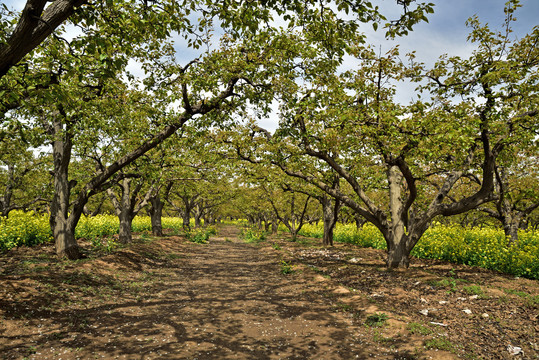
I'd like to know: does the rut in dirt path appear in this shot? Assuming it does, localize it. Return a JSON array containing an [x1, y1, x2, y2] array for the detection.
[[145, 225, 372, 359]]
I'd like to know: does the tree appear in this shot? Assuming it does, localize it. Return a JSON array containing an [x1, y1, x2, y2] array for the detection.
[[106, 172, 156, 244], [3, 0, 435, 259], [479, 150, 539, 243], [0, 138, 49, 217], [0, 0, 434, 80], [0, 0, 85, 78], [253, 1, 538, 268]]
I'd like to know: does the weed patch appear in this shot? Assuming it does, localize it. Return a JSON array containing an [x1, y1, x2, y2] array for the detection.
[[239, 228, 266, 243], [424, 336, 456, 352], [280, 260, 294, 275], [406, 322, 432, 336], [365, 313, 388, 327]]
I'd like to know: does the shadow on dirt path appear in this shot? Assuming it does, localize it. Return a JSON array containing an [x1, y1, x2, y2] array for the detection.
[[0, 224, 465, 359]]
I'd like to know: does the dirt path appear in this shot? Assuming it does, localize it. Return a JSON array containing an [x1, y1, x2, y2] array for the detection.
[[152, 225, 368, 359], [1, 225, 537, 359], [0, 226, 379, 359]]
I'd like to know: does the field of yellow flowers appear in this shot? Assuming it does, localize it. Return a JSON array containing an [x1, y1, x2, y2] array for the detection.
[[2, 211, 538, 279], [299, 223, 539, 280], [0, 211, 185, 252]]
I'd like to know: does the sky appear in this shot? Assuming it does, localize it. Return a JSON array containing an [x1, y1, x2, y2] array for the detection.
[[364, 0, 539, 65], [3, 0, 539, 130]]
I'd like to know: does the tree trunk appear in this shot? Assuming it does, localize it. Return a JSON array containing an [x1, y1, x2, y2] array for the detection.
[[50, 119, 83, 259], [107, 178, 136, 244], [386, 165, 410, 268], [53, 217, 81, 259], [271, 218, 279, 234], [194, 213, 202, 228], [182, 211, 191, 230], [503, 217, 520, 245], [321, 195, 339, 247], [118, 208, 134, 244], [149, 195, 164, 236], [386, 236, 410, 268]]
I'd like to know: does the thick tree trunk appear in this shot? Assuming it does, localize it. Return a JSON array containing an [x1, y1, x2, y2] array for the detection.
[[385, 165, 411, 268], [54, 218, 81, 259], [386, 237, 410, 268], [182, 211, 191, 230], [271, 218, 279, 234], [194, 213, 202, 228], [50, 120, 83, 259], [107, 178, 136, 244], [118, 209, 134, 244], [149, 195, 163, 236], [502, 217, 520, 245], [321, 195, 339, 247]]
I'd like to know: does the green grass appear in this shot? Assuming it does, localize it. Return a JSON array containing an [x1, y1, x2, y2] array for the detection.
[[462, 285, 484, 296], [406, 322, 433, 336], [186, 228, 215, 244], [424, 336, 456, 352]]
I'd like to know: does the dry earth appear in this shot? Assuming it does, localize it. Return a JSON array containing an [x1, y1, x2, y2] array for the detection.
[[0, 225, 537, 359]]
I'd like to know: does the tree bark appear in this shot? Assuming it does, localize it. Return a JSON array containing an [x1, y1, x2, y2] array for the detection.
[[386, 236, 410, 268], [271, 216, 279, 234], [53, 217, 81, 259], [49, 119, 83, 259], [0, 0, 86, 78], [182, 211, 191, 230], [321, 195, 339, 247], [149, 195, 164, 236], [503, 220, 519, 244], [117, 207, 134, 244]]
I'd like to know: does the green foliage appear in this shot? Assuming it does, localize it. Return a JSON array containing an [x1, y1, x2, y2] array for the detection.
[[161, 217, 184, 234], [75, 215, 119, 240], [299, 223, 539, 279], [280, 260, 294, 274], [185, 228, 214, 244], [0, 211, 52, 251], [365, 312, 389, 327], [300, 223, 386, 249], [205, 226, 217, 236], [428, 278, 458, 293], [91, 237, 118, 254], [239, 227, 266, 243], [412, 225, 539, 279]]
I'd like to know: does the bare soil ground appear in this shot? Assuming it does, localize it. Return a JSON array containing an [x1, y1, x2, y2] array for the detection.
[[0, 225, 537, 359]]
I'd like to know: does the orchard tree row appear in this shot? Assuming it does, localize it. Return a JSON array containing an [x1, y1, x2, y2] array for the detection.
[[0, 0, 538, 268]]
